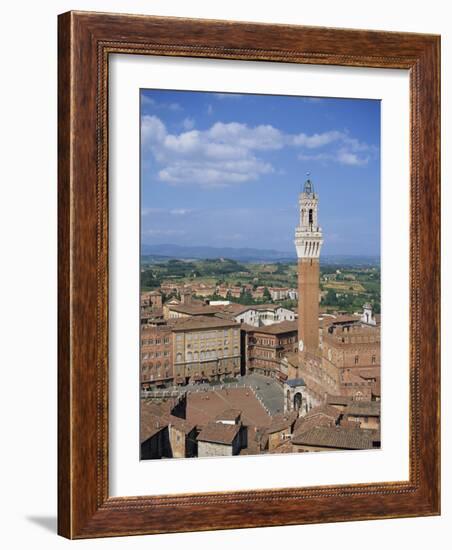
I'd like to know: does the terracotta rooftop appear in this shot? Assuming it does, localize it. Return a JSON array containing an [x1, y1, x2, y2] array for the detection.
[[293, 414, 336, 435], [266, 411, 298, 434], [293, 405, 341, 435], [170, 315, 238, 331], [186, 387, 271, 428], [168, 303, 223, 316], [247, 320, 298, 335], [292, 426, 374, 450], [345, 401, 381, 417], [140, 406, 169, 443], [215, 408, 241, 422], [197, 422, 240, 445], [140, 309, 165, 320]]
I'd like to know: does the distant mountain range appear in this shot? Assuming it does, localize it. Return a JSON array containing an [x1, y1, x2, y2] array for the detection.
[[141, 243, 380, 266]]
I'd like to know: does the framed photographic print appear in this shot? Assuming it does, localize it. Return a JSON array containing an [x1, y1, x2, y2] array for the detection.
[[58, 11, 440, 538]]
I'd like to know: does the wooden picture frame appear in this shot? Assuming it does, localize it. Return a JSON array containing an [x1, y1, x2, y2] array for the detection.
[[58, 11, 440, 539]]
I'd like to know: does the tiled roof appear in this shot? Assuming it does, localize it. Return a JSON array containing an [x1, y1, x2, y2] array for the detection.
[[170, 315, 238, 331], [248, 320, 298, 335], [266, 411, 298, 434], [293, 405, 341, 435], [197, 422, 240, 445], [345, 401, 381, 417], [186, 387, 271, 428], [168, 304, 223, 316], [215, 408, 241, 422], [293, 414, 335, 435], [292, 426, 373, 450], [140, 408, 168, 443]]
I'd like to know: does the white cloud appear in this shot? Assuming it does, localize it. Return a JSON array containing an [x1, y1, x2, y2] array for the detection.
[[299, 148, 370, 166], [292, 130, 344, 149], [141, 95, 183, 112], [141, 115, 376, 187], [169, 208, 191, 215], [142, 207, 194, 217], [182, 117, 195, 130], [336, 150, 369, 166]]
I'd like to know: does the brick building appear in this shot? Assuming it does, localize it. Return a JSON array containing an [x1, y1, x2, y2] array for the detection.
[[244, 320, 298, 379], [167, 415, 197, 458], [140, 325, 173, 389], [141, 290, 163, 310]]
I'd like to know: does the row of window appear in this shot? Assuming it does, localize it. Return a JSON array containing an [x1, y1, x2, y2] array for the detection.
[[142, 362, 170, 371], [185, 339, 232, 349], [176, 329, 238, 341], [141, 337, 170, 345], [176, 348, 240, 362], [141, 350, 170, 359]]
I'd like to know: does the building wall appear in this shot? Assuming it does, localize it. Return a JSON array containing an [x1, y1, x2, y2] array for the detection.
[[141, 325, 173, 388], [247, 328, 298, 377], [168, 425, 198, 458], [173, 325, 241, 382], [268, 428, 291, 451], [322, 324, 380, 370], [235, 307, 295, 327], [298, 258, 320, 354], [197, 441, 234, 457], [346, 415, 380, 430], [140, 428, 171, 460]]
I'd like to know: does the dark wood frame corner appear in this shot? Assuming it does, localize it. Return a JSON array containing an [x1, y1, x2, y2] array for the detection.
[[58, 10, 440, 539]]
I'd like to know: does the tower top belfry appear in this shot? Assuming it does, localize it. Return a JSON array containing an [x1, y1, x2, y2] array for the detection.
[[295, 176, 323, 260], [295, 175, 323, 355]]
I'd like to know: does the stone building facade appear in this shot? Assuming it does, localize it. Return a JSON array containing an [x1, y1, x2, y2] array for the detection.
[[197, 422, 242, 457], [171, 316, 241, 384]]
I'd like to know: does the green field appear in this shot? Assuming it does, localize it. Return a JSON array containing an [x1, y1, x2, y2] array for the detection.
[[141, 258, 380, 313]]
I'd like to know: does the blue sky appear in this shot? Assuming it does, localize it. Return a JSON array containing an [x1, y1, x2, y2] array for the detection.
[[140, 89, 380, 256]]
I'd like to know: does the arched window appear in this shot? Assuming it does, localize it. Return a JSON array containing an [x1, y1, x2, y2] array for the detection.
[[309, 208, 313, 226], [294, 392, 302, 411], [176, 353, 182, 363]]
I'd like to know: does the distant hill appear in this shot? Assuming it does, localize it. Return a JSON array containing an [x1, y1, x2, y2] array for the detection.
[[141, 243, 379, 266]]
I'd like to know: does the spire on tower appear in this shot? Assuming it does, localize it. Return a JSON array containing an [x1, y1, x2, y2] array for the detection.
[[303, 172, 314, 194]]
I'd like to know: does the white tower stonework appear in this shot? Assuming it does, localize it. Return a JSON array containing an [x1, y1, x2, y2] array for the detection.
[[295, 177, 323, 355]]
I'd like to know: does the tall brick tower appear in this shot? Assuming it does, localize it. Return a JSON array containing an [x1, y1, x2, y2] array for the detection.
[[295, 176, 323, 355]]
